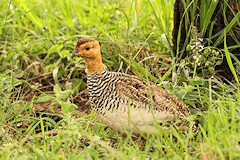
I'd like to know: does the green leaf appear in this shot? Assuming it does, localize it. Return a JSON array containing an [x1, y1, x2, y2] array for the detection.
[[61, 102, 70, 114], [54, 84, 62, 94], [60, 50, 71, 58], [37, 94, 54, 102], [214, 11, 240, 47], [161, 34, 174, 58], [57, 44, 63, 50], [200, 0, 218, 36], [119, 54, 160, 83], [54, 84, 71, 100], [224, 31, 239, 84], [92, 123, 100, 133], [58, 90, 71, 99], [190, 79, 205, 86], [48, 45, 57, 53], [216, 60, 222, 66], [160, 67, 172, 84], [173, 86, 187, 100], [61, 102, 78, 114]]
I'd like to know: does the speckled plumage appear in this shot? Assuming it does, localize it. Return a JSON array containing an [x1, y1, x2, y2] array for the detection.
[[72, 38, 198, 135]]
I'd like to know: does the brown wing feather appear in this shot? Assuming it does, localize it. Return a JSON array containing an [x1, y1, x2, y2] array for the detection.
[[115, 72, 191, 118]]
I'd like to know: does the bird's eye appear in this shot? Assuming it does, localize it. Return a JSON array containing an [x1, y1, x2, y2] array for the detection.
[[85, 47, 90, 51]]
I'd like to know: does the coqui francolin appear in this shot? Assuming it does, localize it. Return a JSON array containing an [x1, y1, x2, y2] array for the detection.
[[72, 37, 198, 136]]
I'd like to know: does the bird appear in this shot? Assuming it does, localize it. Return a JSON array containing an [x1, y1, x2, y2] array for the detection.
[[72, 37, 197, 136]]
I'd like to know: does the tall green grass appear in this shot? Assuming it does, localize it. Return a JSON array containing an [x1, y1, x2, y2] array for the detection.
[[0, 0, 240, 159]]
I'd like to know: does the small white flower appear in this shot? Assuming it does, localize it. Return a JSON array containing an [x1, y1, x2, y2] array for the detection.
[[200, 45, 204, 49], [193, 55, 197, 59], [199, 54, 202, 58], [198, 62, 201, 66], [193, 41, 199, 45], [190, 45, 195, 50], [199, 38, 203, 42], [196, 57, 199, 62]]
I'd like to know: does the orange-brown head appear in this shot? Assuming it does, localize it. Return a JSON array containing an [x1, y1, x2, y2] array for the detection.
[[72, 38, 104, 75]]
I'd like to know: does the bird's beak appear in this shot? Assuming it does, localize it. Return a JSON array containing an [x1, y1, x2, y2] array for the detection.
[[71, 49, 78, 58]]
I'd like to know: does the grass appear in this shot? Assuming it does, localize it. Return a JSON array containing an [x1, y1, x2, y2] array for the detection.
[[0, 0, 240, 159]]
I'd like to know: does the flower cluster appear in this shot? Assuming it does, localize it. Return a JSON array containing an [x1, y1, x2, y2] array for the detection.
[[187, 37, 204, 66], [184, 28, 223, 76]]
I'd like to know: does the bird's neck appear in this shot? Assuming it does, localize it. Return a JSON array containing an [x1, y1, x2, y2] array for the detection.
[[83, 57, 104, 76]]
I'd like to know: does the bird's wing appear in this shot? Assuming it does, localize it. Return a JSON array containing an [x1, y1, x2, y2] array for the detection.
[[114, 72, 191, 118]]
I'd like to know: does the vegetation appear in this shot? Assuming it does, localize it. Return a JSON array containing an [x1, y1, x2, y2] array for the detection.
[[0, 0, 239, 159]]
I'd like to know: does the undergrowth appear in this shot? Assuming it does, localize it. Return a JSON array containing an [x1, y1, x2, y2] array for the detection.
[[0, 0, 240, 159]]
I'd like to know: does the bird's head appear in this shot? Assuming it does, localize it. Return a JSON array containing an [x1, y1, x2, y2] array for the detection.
[[72, 38, 101, 59], [72, 38, 104, 75]]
